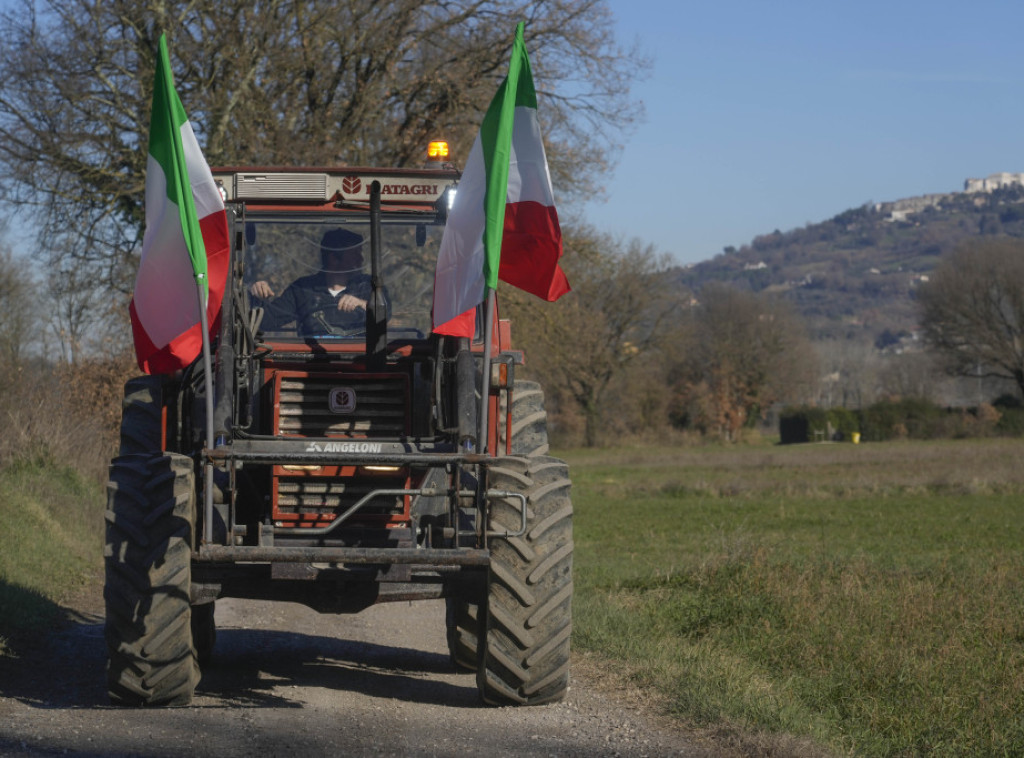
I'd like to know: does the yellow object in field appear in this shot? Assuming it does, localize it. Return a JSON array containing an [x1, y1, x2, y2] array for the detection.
[[851, 432, 861, 444]]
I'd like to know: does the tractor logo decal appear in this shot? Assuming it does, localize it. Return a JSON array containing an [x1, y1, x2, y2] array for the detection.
[[341, 176, 361, 195], [380, 183, 439, 196], [329, 387, 356, 413], [304, 441, 383, 453], [340, 176, 440, 198]]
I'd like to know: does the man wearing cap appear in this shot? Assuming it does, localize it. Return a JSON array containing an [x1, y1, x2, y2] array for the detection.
[[250, 228, 382, 335]]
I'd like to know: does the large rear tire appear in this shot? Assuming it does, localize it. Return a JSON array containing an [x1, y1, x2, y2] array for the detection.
[[119, 376, 163, 455], [477, 456, 573, 706], [445, 596, 480, 672], [104, 453, 199, 706], [498, 379, 550, 458]]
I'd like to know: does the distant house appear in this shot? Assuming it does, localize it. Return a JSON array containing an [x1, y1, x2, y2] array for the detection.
[[964, 172, 1024, 193]]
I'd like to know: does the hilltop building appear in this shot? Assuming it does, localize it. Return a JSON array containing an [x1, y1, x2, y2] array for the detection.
[[964, 172, 1024, 193], [873, 172, 1024, 222], [876, 193, 949, 220]]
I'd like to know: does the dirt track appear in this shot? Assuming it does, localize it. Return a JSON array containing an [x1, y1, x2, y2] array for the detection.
[[0, 588, 709, 757]]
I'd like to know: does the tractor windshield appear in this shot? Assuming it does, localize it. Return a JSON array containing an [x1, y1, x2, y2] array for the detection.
[[243, 216, 442, 340]]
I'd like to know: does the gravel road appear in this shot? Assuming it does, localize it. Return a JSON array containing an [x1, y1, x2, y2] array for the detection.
[[0, 588, 711, 757]]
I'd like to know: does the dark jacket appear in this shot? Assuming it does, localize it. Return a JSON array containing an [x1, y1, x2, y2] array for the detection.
[[257, 272, 382, 335]]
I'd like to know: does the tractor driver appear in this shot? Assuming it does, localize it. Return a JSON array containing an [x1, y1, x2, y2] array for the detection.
[[250, 228, 386, 336]]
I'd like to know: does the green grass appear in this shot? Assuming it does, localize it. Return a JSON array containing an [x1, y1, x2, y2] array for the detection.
[[565, 439, 1024, 757], [3, 437, 1023, 754], [0, 459, 106, 655]]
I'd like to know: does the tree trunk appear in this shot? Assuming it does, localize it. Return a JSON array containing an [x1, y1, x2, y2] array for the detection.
[[583, 401, 600, 448]]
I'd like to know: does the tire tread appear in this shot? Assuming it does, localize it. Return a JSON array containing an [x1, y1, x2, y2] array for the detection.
[[104, 452, 199, 706]]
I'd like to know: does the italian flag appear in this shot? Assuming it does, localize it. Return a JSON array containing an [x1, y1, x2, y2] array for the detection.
[[432, 22, 570, 337], [130, 34, 229, 374]]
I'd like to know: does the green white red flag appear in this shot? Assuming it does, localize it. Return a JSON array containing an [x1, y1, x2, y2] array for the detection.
[[130, 34, 229, 374], [432, 22, 570, 337]]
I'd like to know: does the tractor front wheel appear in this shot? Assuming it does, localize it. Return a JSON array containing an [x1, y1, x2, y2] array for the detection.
[[477, 456, 573, 705], [449, 380, 554, 670], [104, 453, 199, 706]]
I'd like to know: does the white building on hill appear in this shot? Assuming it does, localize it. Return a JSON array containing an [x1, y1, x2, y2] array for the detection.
[[964, 172, 1024, 193]]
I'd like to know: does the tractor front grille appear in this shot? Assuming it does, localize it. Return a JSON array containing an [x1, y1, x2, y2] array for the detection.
[[274, 473, 407, 527], [275, 373, 409, 438]]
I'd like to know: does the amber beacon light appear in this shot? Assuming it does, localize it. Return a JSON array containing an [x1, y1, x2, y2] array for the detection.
[[427, 140, 450, 162]]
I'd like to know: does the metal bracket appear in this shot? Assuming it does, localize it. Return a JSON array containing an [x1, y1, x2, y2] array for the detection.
[[484, 489, 528, 539]]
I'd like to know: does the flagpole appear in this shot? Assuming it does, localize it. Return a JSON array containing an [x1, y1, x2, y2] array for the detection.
[[195, 273, 215, 544], [477, 287, 497, 454]]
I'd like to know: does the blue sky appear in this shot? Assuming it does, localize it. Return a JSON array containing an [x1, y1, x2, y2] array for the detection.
[[586, 0, 1024, 264], [3, 1, 1021, 268]]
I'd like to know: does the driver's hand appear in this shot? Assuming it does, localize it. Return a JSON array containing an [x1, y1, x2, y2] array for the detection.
[[250, 281, 275, 299], [336, 294, 366, 312]]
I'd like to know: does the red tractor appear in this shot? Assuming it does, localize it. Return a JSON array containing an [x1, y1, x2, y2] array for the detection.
[[104, 156, 572, 707]]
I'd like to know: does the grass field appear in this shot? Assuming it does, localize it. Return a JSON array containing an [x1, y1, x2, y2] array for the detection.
[[565, 438, 1024, 757], [3, 438, 1022, 755], [0, 459, 105, 656]]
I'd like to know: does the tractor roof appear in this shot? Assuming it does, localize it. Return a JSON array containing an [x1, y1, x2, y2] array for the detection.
[[210, 165, 460, 213]]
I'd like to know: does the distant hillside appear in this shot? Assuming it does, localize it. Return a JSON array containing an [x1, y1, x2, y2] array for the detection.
[[676, 181, 1024, 346]]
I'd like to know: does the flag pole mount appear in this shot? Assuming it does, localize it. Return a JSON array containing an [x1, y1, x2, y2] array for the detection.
[[477, 288, 497, 454], [195, 275, 216, 544]]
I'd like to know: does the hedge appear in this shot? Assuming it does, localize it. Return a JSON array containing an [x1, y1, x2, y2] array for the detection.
[[779, 398, 1021, 443]]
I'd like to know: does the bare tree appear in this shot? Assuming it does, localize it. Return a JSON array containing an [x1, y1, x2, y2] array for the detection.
[[47, 256, 111, 365], [0, 234, 38, 367], [0, 0, 647, 300], [815, 338, 878, 409], [918, 238, 1024, 399], [876, 351, 943, 402], [674, 284, 816, 440], [504, 227, 678, 447]]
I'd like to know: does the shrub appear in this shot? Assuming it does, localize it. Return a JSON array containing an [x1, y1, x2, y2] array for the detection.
[[996, 407, 1024, 436], [858, 398, 946, 441], [827, 407, 859, 440], [858, 401, 902, 441], [0, 353, 134, 482], [779, 406, 829, 444]]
